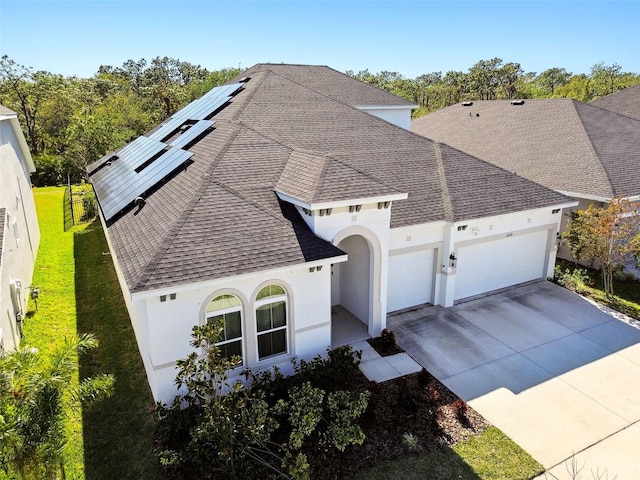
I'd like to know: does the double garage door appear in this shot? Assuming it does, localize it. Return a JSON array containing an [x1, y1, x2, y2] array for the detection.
[[387, 229, 550, 311], [454, 229, 550, 301]]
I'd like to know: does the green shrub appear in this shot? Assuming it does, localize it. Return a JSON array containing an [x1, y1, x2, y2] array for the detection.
[[553, 265, 591, 294], [157, 324, 369, 479]]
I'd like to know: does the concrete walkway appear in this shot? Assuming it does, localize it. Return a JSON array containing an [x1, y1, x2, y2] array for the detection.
[[353, 340, 423, 382], [387, 281, 640, 479]]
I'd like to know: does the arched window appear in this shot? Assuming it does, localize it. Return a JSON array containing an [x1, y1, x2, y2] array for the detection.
[[206, 294, 243, 365], [255, 285, 288, 360]]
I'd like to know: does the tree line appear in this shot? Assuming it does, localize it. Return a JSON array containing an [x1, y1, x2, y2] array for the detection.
[[1, 55, 638, 186], [0, 55, 240, 185], [347, 58, 640, 117]]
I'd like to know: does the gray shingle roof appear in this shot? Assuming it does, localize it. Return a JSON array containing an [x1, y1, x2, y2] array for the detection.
[[412, 99, 640, 199], [239, 64, 416, 107], [94, 65, 569, 293], [591, 84, 640, 121]]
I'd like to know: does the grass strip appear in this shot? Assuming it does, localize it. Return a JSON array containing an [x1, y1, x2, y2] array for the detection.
[[13, 186, 159, 480], [354, 427, 543, 480]]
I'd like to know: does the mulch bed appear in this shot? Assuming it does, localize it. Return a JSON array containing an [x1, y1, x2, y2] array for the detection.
[[303, 368, 490, 479], [367, 329, 405, 356]]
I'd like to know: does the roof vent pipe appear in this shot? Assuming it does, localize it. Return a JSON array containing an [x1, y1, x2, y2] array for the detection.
[[510, 100, 525, 106], [134, 196, 145, 207], [461, 101, 473, 107]]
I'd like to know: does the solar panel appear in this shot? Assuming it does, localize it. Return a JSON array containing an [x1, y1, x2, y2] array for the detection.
[[95, 147, 194, 220], [87, 151, 115, 175], [139, 148, 193, 184], [171, 82, 243, 120], [91, 81, 245, 221], [147, 117, 186, 142], [117, 136, 166, 167], [169, 120, 214, 150]]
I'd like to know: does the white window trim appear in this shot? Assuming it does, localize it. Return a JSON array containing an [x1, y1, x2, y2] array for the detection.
[[255, 290, 289, 361], [206, 295, 245, 367]]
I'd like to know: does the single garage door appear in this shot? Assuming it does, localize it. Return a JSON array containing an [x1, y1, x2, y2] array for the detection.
[[454, 229, 549, 301], [387, 248, 435, 312]]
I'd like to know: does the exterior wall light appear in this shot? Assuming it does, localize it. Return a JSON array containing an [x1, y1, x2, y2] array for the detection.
[[449, 253, 457, 268]]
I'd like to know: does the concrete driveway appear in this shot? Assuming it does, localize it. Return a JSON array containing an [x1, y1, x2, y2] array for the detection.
[[387, 281, 640, 479]]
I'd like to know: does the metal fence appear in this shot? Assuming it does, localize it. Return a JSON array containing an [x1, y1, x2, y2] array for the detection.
[[63, 183, 98, 231]]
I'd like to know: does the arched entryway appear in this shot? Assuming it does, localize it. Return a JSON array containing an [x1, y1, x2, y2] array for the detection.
[[331, 227, 382, 346]]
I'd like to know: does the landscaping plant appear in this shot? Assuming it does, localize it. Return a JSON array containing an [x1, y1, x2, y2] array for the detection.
[[156, 320, 370, 479], [564, 198, 640, 297], [0, 334, 114, 480]]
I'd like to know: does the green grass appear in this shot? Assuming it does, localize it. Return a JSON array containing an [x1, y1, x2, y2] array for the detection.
[[14, 186, 159, 480], [355, 427, 544, 480]]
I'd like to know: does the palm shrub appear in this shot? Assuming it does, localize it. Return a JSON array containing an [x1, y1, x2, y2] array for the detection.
[[0, 334, 114, 480]]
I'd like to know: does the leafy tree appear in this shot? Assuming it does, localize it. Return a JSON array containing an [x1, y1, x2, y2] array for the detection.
[[536, 67, 572, 95], [0, 334, 114, 480], [497, 62, 524, 99], [0, 56, 71, 156], [564, 198, 640, 297]]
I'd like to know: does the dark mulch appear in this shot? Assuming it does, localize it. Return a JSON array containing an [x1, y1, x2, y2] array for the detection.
[[367, 329, 404, 356], [303, 369, 490, 479]]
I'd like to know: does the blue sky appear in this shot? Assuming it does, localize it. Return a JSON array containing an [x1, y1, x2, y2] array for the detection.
[[1, 1, 639, 79]]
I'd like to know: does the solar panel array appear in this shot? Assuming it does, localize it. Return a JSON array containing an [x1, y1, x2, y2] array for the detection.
[[170, 120, 214, 149], [90, 82, 245, 221], [171, 82, 243, 120]]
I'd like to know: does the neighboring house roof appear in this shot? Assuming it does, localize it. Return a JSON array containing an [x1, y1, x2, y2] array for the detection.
[[591, 84, 640, 121], [412, 99, 640, 200], [91, 65, 569, 293]]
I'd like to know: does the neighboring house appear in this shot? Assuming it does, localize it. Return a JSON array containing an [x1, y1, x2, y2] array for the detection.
[[88, 64, 574, 403], [411, 98, 640, 261], [591, 84, 640, 121], [0, 105, 40, 352]]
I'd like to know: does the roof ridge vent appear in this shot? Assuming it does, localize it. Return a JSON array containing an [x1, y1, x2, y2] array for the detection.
[[461, 101, 473, 107], [510, 100, 525, 106]]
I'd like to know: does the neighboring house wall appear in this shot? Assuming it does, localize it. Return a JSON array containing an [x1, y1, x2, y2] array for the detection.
[[0, 118, 40, 352]]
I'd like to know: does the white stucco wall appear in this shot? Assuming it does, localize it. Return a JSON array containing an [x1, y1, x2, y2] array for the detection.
[[128, 260, 336, 404], [0, 124, 40, 352], [306, 202, 393, 336], [356, 106, 416, 130]]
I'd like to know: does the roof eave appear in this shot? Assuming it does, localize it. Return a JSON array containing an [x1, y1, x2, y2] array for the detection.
[[130, 254, 349, 300], [275, 191, 409, 211], [5, 116, 35, 173], [356, 104, 419, 111]]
